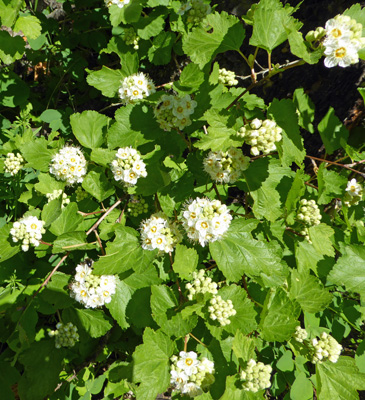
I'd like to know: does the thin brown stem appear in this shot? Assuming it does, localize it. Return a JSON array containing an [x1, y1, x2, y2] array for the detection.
[[78, 210, 106, 217], [86, 197, 124, 235], [304, 182, 318, 190], [40, 240, 52, 246], [242, 275, 252, 300], [305, 155, 364, 176], [184, 335, 188, 352], [189, 333, 206, 347], [117, 197, 129, 223], [154, 193, 162, 212], [268, 51, 272, 72], [94, 230, 105, 256], [212, 183, 222, 202]]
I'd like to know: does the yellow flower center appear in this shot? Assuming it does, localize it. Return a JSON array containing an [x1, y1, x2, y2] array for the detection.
[[31, 223, 37, 229], [156, 238, 163, 244], [331, 28, 341, 38], [185, 358, 193, 366], [201, 221, 208, 229], [133, 90, 139, 96], [335, 47, 346, 58], [177, 106, 184, 113]]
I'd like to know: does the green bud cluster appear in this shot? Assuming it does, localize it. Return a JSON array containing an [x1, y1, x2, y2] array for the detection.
[[293, 326, 308, 343], [4, 152, 24, 176], [186, 0, 211, 25], [185, 269, 218, 301], [84, 273, 101, 290], [75, 186, 88, 202], [124, 27, 139, 50], [218, 68, 238, 86], [236, 118, 283, 156], [240, 359, 272, 393], [310, 332, 342, 364], [208, 295, 236, 326], [128, 195, 149, 217], [46, 189, 70, 208], [305, 27, 325, 43], [49, 322, 79, 349], [297, 199, 322, 242]]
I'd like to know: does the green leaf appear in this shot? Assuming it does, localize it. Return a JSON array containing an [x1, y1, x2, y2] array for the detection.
[[86, 67, 123, 98], [93, 226, 156, 275], [210, 218, 287, 285], [295, 240, 325, 274], [317, 108, 349, 155], [317, 163, 347, 204], [41, 197, 62, 226], [173, 244, 199, 280], [344, 5, 365, 36], [49, 202, 84, 236], [14, 15, 41, 39], [288, 30, 323, 64], [290, 372, 313, 400], [220, 375, 262, 400], [82, 167, 115, 202], [0, 0, 23, 27], [182, 12, 245, 68], [293, 88, 315, 133], [0, 71, 29, 107], [268, 98, 306, 167], [53, 231, 96, 253], [250, 0, 301, 52], [148, 31, 175, 65], [0, 224, 20, 263], [327, 245, 365, 300], [106, 279, 134, 330], [133, 328, 174, 400], [90, 148, 116, 167], [108, 2, 142, 26], [17, 340, 64, 400], [316, 356, 365, 400], [70, 110, 109, 149], [289, 270, 332, 313], [232, 331, 255, 363], [308, 223, 335, 257], [285, 168, 306, 225], [101, 37, 139, 75], [21, 137, 54, 172], [63, 308, 112, 338], [40, 272, 74, 309], [0, 31, 25, 64], [34, 172, 66, 195], [259, 288, 300, 342], [135, 8, 166, 39], [173, 63, 205, 94]]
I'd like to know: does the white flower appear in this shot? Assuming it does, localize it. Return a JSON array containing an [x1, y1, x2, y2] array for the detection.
[[10, 216, 46, 252], [181, 382, 203, 397], [118, 73, 155, 105], [310, 332, 342, 364], [4, 152, 24, 175], [105, 0, 130, 8], [50, 146, 87, 185], [177, 351, 199, 376], [324, 38, 359, 68], [170, 369, 189, 390], [346, 178, 362, 197]]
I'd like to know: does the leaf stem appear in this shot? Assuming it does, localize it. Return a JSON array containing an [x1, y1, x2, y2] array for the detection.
[[305, 155, 364, 176], [189, 332, 206, 347]]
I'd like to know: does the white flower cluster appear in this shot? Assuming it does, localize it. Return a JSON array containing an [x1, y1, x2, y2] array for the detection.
[[237, 118, 283, 156], [50, 146, 87, 185], [49, 322, 79, 349], [297, 198, 322, 241], [310, 332, 342, 364], [105, 0, 130, 8], [344, 178, 363, 207], [111, 147, 147, 186], [118, 73, 155, 105], [46, 189, 70, 208], [4, 152, 24, 175], [323, 14, 365, 68], [127, 195, 148, 217], [203, 147, 250, 184], [178, 0, 211, 25], [185, 269, 218, 301], [170, 351, 215, 398], [75, 186, 88, 202], [293, 326, 308, 343], [10, 216, 46, 252], [124, 27, 139, 49], [208, 295, 236, 326], [154, 94, 197, 131], [70, 260, 117, 308], [240, 359, 272, 393], [182, 198, 232, 247], [140, 212, 181, 253], [218, 68, 238, 86]]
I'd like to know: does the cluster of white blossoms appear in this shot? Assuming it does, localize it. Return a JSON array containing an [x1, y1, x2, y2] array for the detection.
[[75, 186, 88, 202], [170, 351, 215, 398], [111, 147, 147, 186], [140, 212, 181, 253], [237, 118, 283, 156], [293, 326, 308, 343], [4, 152, 24, 175], [310, 332, 342, 364], [127, 195, 148, 217], [297, 198, 322, 242], [50, 146, 87, 185], [182, 198, 232, 247], [208, 295, 236, 326], [240, 359, 272, 393], [185, 269, 218, 301], [48, 322, 79, 349], [344, 178, 363, 207], [177, 0, 211, 25], [322, 14, 365, 68], [218, 68, 238, 86], [70, 260, 117, 309], [105, 0, 130, 9], [118, 73, 155, 105], [123, 27, 139, 50], [10, 216, 46, 252], [154, 93, 197, 131], [46, 189, 70, 208], [203, 147, 250, 184]]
